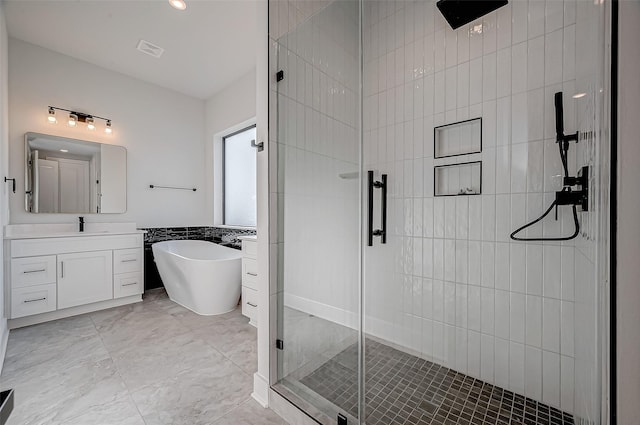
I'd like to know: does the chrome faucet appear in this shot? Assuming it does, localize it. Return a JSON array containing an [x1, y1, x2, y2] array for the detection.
[[79, 216, 84, 232]]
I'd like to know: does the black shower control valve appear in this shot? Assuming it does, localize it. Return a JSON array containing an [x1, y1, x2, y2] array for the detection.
[[337, 413, 348, 425], [555, 190, 587, 209], [556, 131, 579, 144], [556, 166, 589, 212]]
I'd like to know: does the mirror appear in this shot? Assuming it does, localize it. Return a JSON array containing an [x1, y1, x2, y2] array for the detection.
[[25, 132, 126, 213]]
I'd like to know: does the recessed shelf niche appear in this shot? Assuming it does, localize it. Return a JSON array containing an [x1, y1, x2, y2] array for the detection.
[[434, 118, 482, 158], [434, 161, 482, 196]]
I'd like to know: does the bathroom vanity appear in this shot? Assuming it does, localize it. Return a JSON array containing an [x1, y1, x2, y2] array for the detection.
[[239, 235, 258, 326], [4, 223, 144, 329]]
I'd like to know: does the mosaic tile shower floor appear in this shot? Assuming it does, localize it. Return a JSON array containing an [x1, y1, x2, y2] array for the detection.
[[300, 339, 575, 425]]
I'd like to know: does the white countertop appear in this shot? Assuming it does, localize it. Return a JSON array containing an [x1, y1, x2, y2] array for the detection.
[[238, 235, 257, 241], [4, 223, 145, 240]]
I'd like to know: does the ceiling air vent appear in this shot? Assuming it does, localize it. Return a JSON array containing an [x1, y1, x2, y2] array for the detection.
[[136, 39, 165, 58]]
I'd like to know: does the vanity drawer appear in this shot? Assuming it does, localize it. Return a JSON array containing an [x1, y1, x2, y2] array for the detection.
[[241, 287, 257, 326], [11, 256, 57, 288], [113, 249, 142, 274], [114, 272, 143, 298], [242, 240, 257, 258], [242, 258, 258, 290], [11, 283, 57, 319]]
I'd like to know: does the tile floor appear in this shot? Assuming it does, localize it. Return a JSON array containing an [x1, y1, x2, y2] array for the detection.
[[300, 339, 575, 425], [0, 288, 287, 425]]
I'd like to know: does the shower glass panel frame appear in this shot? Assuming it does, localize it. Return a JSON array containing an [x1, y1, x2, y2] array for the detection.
[[269, 1, 611, 424], [270, 0, 364, 423]]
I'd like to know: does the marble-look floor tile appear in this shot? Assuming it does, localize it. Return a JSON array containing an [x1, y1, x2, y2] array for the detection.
[[6, 358, 128, 425], [149, 296, 245, 331], [60, 394, 146, 425], [5, 315, 98, 358], [132, 359, 253, 423], [211, 399, 289, 425], [1, 289, 271, 425], [190, 316, 256, 357], [2, 333, 110, 384], [224, 338, 258, 375], [91, 303, 189, 355], [112, 332, 227, 392]]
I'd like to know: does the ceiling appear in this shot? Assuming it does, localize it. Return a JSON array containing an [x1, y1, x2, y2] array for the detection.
[[4, 0, 258, 100]]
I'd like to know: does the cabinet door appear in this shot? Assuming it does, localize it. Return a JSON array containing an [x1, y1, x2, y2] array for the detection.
[[58, 250, 113, 309]]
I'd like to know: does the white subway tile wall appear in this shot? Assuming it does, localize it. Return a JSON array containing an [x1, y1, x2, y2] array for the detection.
[[270, 0, 607, 423], [361, 0, 604, 420]]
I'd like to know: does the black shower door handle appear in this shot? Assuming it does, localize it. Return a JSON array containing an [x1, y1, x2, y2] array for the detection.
[[368, 171, 387, 246]]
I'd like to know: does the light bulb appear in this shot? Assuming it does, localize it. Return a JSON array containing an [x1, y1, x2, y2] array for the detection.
[[86, 117, 95, 130], [105, 120, 112, 134], [48, 107, 57, 124], [68, 114, 78, 127], [169, 0, 186, 10]]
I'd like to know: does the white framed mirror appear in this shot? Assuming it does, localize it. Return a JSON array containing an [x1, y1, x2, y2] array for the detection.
[[24, 132, 127, 214]]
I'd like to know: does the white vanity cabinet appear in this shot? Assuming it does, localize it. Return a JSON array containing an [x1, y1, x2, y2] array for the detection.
[[57, 250, 113, 309], [113, 248, 143, 298], [240, 236, 258, 326], [5, 228, 144, 328]]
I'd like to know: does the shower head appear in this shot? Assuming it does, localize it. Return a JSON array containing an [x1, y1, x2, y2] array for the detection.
[[436, 0, 508, 30]]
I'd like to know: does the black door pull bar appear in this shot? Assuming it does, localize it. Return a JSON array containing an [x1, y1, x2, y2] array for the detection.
[[367, 171, 387, 246]]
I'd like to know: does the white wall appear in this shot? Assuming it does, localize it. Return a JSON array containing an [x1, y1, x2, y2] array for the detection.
[[0, 4, 10, 372], [8, 38, 209, 228], [204, 69, 257, 224], [617, 1, 640, 423]]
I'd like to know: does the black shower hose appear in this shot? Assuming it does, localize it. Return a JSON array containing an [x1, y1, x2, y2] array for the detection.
[[509, 141, 580, 242]]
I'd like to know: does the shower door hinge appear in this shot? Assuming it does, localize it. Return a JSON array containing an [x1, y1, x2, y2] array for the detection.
[[276, 339, 284, 350], [251, 139, 264, 152], [276, 70, 284, 82]]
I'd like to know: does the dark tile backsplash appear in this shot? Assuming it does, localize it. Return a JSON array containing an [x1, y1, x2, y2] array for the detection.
[[139, 226, 256, 248], [138, 226, 256, 291]]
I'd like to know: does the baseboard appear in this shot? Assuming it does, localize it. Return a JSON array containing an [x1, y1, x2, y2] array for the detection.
[[284, 293, 358, 330], [283, 294, 444, 367], [0, 319, 8, 375], [269, 388, 321, 425], [252, 372, 269, 407]]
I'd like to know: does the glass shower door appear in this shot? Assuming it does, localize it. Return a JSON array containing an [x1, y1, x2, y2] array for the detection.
[[271, 0, 363, 423]]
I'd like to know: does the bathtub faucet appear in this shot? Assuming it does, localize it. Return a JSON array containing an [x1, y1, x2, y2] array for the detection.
[[78, 216, 84, 232]]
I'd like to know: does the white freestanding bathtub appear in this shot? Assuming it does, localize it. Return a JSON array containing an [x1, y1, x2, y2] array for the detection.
[[152, 240, 242, 315]]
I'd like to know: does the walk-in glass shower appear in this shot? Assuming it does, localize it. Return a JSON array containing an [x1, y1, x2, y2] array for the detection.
[[269, 1, 611, 424]]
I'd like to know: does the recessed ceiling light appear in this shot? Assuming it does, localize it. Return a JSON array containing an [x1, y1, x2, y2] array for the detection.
[[60, 149, 69, 153], [169, 0, 186, 11]]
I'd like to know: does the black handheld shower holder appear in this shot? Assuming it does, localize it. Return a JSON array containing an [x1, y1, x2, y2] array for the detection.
[[510, 92, 588, 241]]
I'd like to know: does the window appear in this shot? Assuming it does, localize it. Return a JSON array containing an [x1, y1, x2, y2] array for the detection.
[[223, 125, 257, 227]]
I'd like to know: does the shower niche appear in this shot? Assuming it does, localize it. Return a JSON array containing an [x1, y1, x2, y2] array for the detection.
[[434, 118, 482, 158], [434, 161, 482, 196]]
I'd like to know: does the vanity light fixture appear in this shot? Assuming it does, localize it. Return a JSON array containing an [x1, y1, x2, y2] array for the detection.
[[169, 0, 187, 10], [60, 149, 69, 153], [47, 107, 57, 124], [47, 106, 113, 134], [573, 92, 587, 99]]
